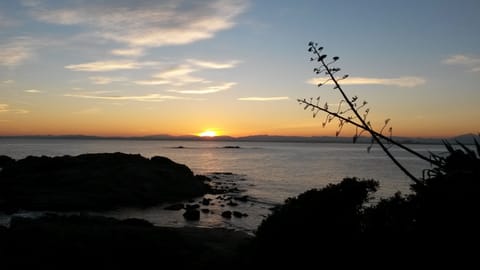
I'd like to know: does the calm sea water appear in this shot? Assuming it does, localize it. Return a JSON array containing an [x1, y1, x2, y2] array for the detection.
[[0, 138, 446, 233]]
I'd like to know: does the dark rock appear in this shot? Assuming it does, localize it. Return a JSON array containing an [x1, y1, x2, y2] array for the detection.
[[185, 204, 200, 210], [202, 198, 211, 206], [227, 201, 238, 207], [183, 209, 200, 221], [0, 153, 210, 212], [0, 155, 15, 168], [232, 211, 243, 218], [235, 195, 249, 202], [164, 203, 184, 211], [221, 211, 232, 219], [201, 208, 210, 214]]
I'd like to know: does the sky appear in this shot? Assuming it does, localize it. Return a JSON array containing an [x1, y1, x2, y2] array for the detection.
[[1, 0, 479, 138]]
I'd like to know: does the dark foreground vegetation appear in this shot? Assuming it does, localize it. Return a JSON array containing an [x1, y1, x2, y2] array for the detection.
[[0, 153, 210, 212], [0, 214, 251, 269], [248, 140, 480, 267]]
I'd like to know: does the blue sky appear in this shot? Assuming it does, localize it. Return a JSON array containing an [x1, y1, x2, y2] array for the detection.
[[1, 0, 479, 137]]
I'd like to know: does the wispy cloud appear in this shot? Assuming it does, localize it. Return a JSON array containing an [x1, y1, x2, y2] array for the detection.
[[0, 103, 29, 114], [167, 82, 236, 94], [25, 0, 248, 48], [25, 89, 42, 93], [110, 48, 144, 57], [443, 54, 480, 72], [0, 38, 32, 66], [135, 59, 239, 88], [238, 96, 289, 101], [307, 76, 426, 88], [135, 65, 209, 86], [187, 59, 241, 69], [2, 80, 14, 84], [64, 92, 202, 102], [89, 76, 127, 85], [65, 60, 158, 72]]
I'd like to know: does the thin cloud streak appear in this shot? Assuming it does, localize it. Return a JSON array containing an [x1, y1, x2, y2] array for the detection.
[[65, 60, 159, 72], [167, 82, 236, 94], [89, 76, 127, 85], [25, 89, 42, 93], [187, 59, 241, 69], [307, 76, 426, 88], [110, 48, 145, 57], [64, 93, 203, 102], [238, 96, 289, 101], [443, 54, 480, 65], [443, 54, 480, 72]]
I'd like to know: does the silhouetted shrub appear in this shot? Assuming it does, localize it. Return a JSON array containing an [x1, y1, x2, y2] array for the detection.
[[252, 178, 378, 266]]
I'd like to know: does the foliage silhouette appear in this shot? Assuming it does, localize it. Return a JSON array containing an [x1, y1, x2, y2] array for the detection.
[[298, 42, 444, 184]]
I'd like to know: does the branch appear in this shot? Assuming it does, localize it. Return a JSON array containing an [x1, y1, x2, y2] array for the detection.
[[298, 98, 440, 166], [306, 42, 425, 184]]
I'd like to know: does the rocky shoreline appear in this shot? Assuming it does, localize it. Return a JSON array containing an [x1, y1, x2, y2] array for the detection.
[[0, 153, 257, 268], [0, 153, 211, 212]]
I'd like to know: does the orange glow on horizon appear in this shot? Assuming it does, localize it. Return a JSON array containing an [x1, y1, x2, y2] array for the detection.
[[198, 130, 218, 137]]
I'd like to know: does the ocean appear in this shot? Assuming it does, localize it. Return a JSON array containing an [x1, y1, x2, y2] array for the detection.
[[0, 138, 446, 233]]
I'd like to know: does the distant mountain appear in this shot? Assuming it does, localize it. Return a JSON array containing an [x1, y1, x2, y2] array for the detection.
[[0, 133, 477, 144]]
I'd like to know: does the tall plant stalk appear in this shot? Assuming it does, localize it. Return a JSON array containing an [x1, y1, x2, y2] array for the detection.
[[299, 42, 438, 185]]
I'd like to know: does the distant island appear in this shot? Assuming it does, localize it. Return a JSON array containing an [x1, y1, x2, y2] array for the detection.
[[0, 133, 477, 144]]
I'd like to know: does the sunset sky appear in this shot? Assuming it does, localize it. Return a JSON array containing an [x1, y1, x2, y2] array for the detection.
[[1, 0, 479, 137]]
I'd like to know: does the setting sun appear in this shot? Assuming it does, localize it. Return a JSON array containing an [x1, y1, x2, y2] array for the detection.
[[198, 130, 217, 137]]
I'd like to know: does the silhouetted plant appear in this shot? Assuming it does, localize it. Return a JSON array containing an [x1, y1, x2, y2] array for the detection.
[[298, 42, 442, 184]]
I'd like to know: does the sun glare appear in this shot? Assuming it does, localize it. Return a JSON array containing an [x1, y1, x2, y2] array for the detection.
[[198, 130, 217, 137]]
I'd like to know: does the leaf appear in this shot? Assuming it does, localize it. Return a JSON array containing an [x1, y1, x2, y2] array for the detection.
[[442, 140, 455, 154], [475, 137, 480, 157], [456, 140, 476, 158]]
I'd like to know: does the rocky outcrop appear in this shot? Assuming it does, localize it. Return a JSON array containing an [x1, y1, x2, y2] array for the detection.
[[0, 153, 211, 212]]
